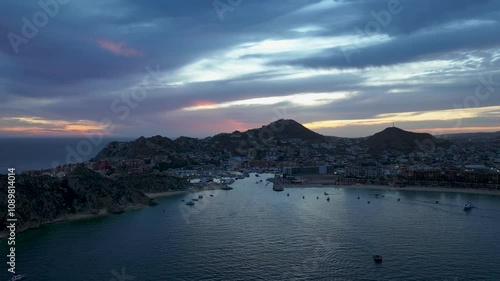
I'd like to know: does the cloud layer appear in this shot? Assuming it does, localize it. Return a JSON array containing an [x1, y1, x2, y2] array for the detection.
[[1, 0, 500, 137]]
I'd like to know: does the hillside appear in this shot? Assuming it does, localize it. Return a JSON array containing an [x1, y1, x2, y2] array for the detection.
[[94, 135, 176, 160], [0, 167, 152, 234], [247, 119, 325, 141], [94, 119, 327, 161], [363, 127, 450, 152]]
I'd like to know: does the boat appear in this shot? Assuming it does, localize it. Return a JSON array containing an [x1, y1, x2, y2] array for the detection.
[[464, 202, 473, 210], [221, 186, 233, 190], [198, 195, 203, 199], [186, 201, 195, 206], [273, 185, 284, 192], [327, 197, 330, 201], [324, 192, 329, 196], [255, 174, 260, 177], [210, 194, 214, 197], [192, 198, 198, 201], [373, 255, 383, 263], [221, 178, 235, 185], [10, 275, 26, 281]]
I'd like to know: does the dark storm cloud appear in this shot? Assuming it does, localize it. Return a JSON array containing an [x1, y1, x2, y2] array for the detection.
[[1, 0, 500, 137], [280, 20, 500, 69]]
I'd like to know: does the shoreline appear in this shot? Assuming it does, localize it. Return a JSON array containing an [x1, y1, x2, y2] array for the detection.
[[0, 183, 230, 239], [3, 182, 498, 239], [0, 204, 147, 240], [280, 183, 500, 196], [145, 182, 229, 198]]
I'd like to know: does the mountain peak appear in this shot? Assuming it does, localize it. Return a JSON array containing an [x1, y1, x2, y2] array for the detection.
[[257, 119, 324, 140], [364, 127, 450, 152]]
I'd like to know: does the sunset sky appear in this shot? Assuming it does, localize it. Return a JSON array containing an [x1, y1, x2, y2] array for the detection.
[[1, 0, 500, 138]]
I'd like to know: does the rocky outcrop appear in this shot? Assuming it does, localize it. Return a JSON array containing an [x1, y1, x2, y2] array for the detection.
[[0, 167, 151, 234]]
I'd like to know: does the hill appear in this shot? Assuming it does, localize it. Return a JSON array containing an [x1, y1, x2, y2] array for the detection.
[[246, 119, 325, 141], [363, 127, 450, 152], [94, 119, 326, 161], [0, 167, 153, 235]]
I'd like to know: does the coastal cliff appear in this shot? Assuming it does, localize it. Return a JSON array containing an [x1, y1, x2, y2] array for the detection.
[[0, 167, 156, 235]]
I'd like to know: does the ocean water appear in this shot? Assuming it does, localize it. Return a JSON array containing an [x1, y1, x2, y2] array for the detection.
[[2, 175, 500, 280], [0, 137, 132, 173]]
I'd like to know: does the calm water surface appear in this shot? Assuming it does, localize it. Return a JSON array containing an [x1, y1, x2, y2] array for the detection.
[[3, 174, 500, 281]]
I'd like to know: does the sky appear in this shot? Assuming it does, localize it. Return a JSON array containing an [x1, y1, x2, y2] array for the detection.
[[1, 0, 500, 138]]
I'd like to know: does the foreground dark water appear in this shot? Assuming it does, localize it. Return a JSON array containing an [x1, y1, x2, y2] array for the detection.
[[3, 175, 500, 280]]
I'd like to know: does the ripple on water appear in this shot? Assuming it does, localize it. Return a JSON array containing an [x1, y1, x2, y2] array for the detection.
[[4, 178, 500, 280]]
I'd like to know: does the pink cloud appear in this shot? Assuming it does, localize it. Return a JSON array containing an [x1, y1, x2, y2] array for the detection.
[[97, 40, 144, 57]]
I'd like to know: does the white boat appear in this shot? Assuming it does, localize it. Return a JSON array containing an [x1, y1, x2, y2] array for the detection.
[[10, 274, 26, 281], [464, 202, 473, 210]]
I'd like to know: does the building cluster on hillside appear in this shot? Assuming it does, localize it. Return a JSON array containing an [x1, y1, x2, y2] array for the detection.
[[22, 131, 500, 190]]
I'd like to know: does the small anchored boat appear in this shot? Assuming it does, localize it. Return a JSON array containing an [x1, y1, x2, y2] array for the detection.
[[464, 202, 473, 211], [373, 255, 383, 263], [186, 201, 195, 206], [273, 185, 284, 192]]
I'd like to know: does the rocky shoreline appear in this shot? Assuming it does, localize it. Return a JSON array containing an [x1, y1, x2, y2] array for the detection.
[[0, 167, 191, 239], [0, 180, 228, 239]]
